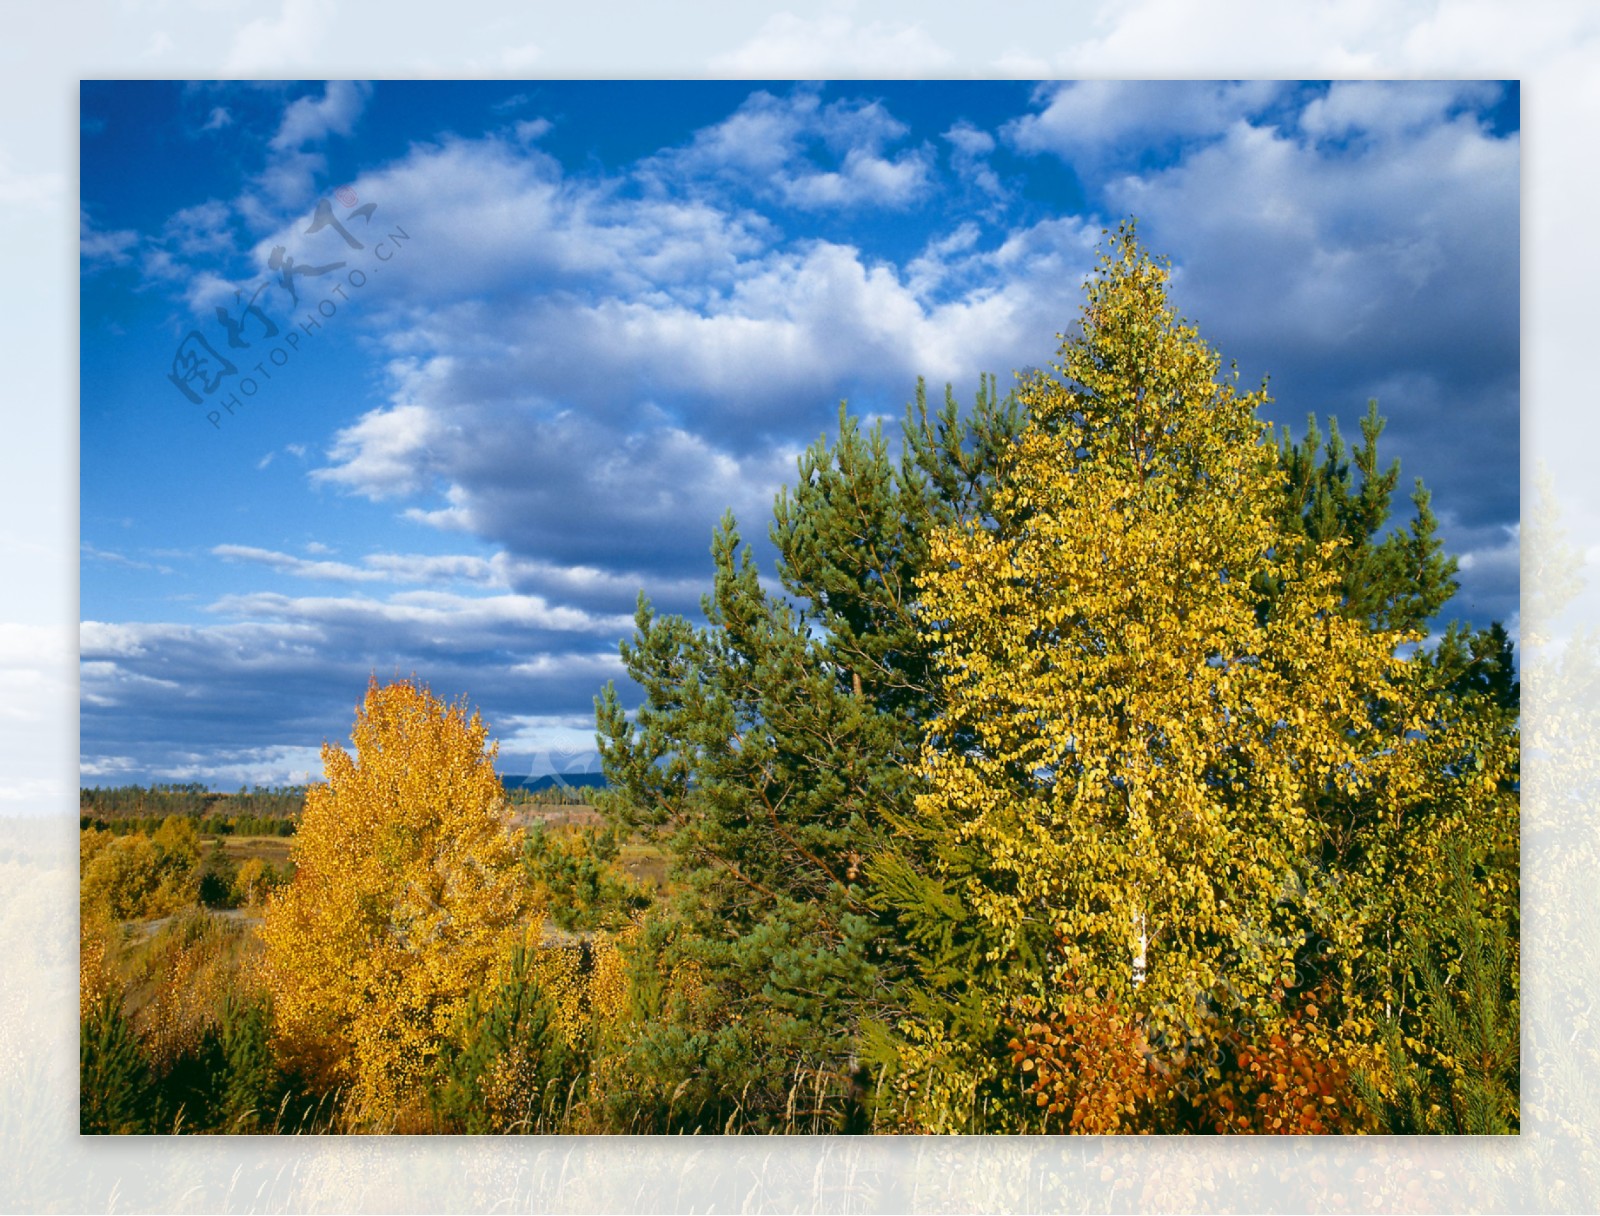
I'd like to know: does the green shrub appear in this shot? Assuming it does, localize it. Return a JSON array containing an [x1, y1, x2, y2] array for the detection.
[[80, 993, 153, 1134], [432, 947, 577, 1133]]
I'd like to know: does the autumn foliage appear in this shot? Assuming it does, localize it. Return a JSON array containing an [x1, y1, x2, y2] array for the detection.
[[82, 223, 1516, 1138], [261, 677, 538, 1126], [1009, 985, 1155, 1134]]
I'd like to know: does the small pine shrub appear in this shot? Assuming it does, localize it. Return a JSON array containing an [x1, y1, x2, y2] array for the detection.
[[432, 948, 576, 1133], [80, 993, 153, 1134]]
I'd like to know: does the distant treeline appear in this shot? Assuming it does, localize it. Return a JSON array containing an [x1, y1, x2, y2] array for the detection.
[[80, 784, 304, 836], [503, 774, 605, 806], [79, 777, 596, 834]]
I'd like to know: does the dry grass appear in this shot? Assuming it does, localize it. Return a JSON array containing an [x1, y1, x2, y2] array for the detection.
[[616, 841, 671, 894], [508, 803, 605, 831], [210, 834, 294, 867]]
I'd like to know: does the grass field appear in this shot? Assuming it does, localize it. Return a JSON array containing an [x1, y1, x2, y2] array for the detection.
[[211, 833, 294, 867], [200, 815, 673, 907], [616, 840, 670, 894]]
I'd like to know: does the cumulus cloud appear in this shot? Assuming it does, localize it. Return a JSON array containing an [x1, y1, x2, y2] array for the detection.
[[1006, 80, 1285, 166], [944, 121, 1006, 203], [644, 90, 936, 212], [163, 200, 236, 258], [1299, 80, 1502, 139], [514, 117, 553, 144], [300, 201, 1104, 588], [1087, 82, 1519, 540], [269, 81, 370, 151], [245, 81, 374, 217]]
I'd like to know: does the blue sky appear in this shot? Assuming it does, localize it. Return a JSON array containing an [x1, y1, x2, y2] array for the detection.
[[79, 79, 1520, 789]]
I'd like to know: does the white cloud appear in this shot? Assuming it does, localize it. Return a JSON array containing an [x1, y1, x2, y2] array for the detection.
[[81, 543, 174, 575], [208, 589, 632, 638], [647, 90, 935, 212], [709, 12, 953, 76], [943, 121, 1005, 203], [781, 146, 932, 210], [269, 80, 370, 152], [225, 0, 334, 74], [211, 543, 512, 590], [233, 82, 375, 218], [163, 199, 236, 257], [79, 209, 138, 267], [1006, 80, 1284, 164], [285, 108, 1109, 588], [315, 399, 450, 500], [1102, 85, 1517, 395], [212, 544, 385, 583], [1300, 80, 1502, 139]]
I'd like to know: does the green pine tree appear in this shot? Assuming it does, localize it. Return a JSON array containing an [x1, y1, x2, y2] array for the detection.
[[433, 946, 575, 1133], [1264, 400, 1461, 636], [217, 993, 283, 1132], [80, 993, 154, 1135], [594, 379, 1023, 1129], [1353, 843, 1520, 1133]]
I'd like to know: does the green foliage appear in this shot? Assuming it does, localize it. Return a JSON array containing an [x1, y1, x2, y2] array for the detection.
[[79, 992, 154, 1134], [522, 822, 647, 931], [433, 947, 576, 1133], [1354, 844, 1520, 1133], [215, 993, 284, 1131], [595, 378, 1025, 1127], [79, 784, 303, 837], [1268, 402, 1459, 635], [197, 840, 240, 909]]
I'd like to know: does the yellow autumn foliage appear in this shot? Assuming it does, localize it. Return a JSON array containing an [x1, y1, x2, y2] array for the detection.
[[915, 224, 1478, 1063], [261, 677, 538, 1125]]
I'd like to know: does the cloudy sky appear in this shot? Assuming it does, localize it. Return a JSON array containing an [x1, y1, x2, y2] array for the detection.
[[79, 79, 1520, 789]]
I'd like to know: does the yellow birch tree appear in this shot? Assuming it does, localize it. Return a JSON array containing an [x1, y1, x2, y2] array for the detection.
[[910, 225, 1465, 1107]]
